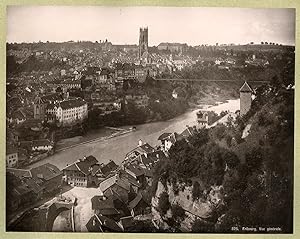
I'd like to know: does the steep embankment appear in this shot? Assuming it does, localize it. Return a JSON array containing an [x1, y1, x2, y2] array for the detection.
[[151, 76, 294, 232]]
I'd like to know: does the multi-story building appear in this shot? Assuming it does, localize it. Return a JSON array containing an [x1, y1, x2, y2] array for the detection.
[[196, 110, 209, 128], [62, 155, 101, 187], [44, 97, 88, 126], [56, 98, 88, 126], [6, 146, 18, 168]]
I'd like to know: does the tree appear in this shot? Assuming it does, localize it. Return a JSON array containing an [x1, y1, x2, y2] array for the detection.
[[157, 192, 171, 216], [245, 147, 263, 172], [224, 151, 240, 169], [192, 181, 201, 201], [171, 204, 186, 226]]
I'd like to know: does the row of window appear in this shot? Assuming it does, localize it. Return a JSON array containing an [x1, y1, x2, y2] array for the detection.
[[69, 177, 86, 182], [7, 154, 17, 159], [73, 182, 86, 187], [7, 158, 17, 165]]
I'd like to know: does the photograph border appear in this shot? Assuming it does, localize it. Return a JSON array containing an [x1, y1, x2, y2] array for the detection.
[[0, 0, 299, 238]]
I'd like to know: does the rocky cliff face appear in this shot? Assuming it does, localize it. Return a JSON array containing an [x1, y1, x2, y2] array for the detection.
[[151, 181, 224, 231]]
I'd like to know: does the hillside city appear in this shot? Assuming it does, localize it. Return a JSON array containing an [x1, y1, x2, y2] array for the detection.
[[6, 27, 295, 233]]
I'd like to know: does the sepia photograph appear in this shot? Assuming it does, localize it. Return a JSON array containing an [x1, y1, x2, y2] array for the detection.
[[5, 5, 295, 234]]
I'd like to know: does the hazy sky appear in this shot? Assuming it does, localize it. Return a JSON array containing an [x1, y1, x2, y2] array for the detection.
[[7, 6, 295, 46]]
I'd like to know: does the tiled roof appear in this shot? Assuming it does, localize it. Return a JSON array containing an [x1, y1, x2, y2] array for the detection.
[[120, 216, 134, 230], [139, 151, 166, 167], [180, 127, 195, 139], [139, 143, 155, 153], [99, 175, 130, 193], [41, 93, 64, 103], [97, 215, 123, 232], [32, 139, 52, 147], [158, 133, 172, 141], [59, 98, 87, 110], [128, 193, 143, 210], [64, 156, 99, 175], [91, 195, 115, 210], [24, 178, 44, 194], [6, 145, 18, 155], [126, 164, 145, 177], [128, 192, 149, 210], [240, 81, 253, 93], [63, 163, 78, 172], [118, 170, 141, 188], [100, 160, 118, 176], [99, 175, 118, 192], [14, 184, 33, 196], [125, 143, 155, 159], [86, 216, 103, 232], [75, 156, 98, 175], [30, 163, 61, 181], [7, 168, 32, 178]]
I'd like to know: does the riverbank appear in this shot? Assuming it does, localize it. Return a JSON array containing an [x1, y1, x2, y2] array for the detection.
[[26, 99, 239, 170], [56, 127, 134, 153]]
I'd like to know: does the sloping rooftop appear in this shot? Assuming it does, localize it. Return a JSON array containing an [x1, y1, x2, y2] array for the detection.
[[32, 139, 52, 147], [100, 160, 118, 176], [128, 193, 143, 210], [6, 145, 18, 155], [240, 81, 253, 93], [125, 164, 145, 177], [99, 175, 131, 193], [59, 98, 87, 110], [7, 168, 32, 178], [76, 156, 98, 175], [91, 195, 115, 210], [86, 215, 123, 232], [97, 215, 123, 232], [139, 143, 155, 153], [30, 163, 61, 181], [158, 133, 172, 141], [63, 155, 98, 175]]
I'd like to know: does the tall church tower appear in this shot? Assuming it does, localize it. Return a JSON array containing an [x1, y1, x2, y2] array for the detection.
[[139, 27, 148, 64], [34, 96, 46, 121], [240, 81, 253, 116]]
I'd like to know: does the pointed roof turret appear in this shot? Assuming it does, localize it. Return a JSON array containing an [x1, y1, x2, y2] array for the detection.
[[239, 81, 253, 93]]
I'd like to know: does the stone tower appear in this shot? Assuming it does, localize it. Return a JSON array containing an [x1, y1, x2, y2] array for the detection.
[[240, 81, 253, 116], [34, 96, 46, 121], [139, 27, 148, 63]]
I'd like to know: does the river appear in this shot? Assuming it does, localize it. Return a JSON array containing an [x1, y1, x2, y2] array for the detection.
[[27, 99, 240, 170]]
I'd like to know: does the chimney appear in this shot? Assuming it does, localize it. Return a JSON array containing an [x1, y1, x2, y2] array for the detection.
[[138, 139, 143, 147]]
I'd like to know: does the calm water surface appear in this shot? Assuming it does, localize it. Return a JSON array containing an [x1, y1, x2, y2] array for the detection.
[[28, 99, 240, 170]]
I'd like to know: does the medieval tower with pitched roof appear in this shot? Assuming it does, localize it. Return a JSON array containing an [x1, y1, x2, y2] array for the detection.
[[139, 27, 148, 64], [240, 81, 253, 116]]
